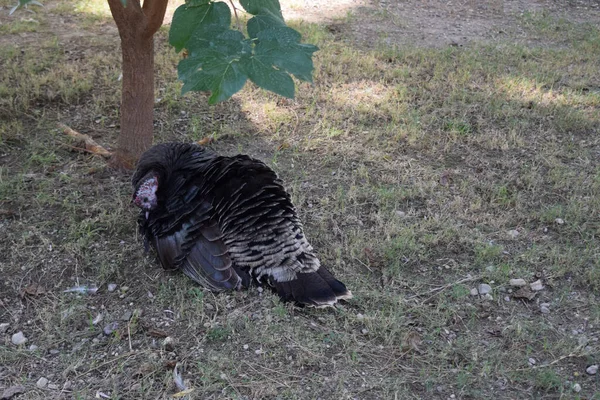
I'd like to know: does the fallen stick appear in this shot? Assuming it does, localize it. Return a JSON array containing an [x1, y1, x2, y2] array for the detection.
[[58, 122, 112, 158]]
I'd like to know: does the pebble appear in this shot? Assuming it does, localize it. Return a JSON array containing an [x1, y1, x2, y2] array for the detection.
[[470, 288, 479, 296], [107, 283, 117, 292], [528, 358, 536, 366], [395, 210, 406, 217], [103, 322, 119, 336], [49, 349, 60, 355], [507, 229, 520, 238], [361, 328, 369, 334], [540, 303, 550, 314], [509, 278, 527, 287], [36, 377, 48, 389], [92, 314, 103, 325], [530, 280, 544, 291], [573, 383, 581, 392], [555, 218, 565, 225], [29, 344, 38, 351], [255, 348, 263, 355], [504, 296, 510, 302], [131, 383, 141, 391], [120, 286, 129, 293], [121, 311, 133, 321], [484, 293, 493, 301], [63, 381, 72, 391], [47, 384, 59, 390], [243, 344, 249, 350], [11, 331, 27, 345], [478, 284, 492, 295], [0, 323, 9, 333], [586, 365, 598, 375], [163, 336, 175, 351], [356, 313, 364, 320]]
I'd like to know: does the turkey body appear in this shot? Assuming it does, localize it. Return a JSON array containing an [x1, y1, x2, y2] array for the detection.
[[132, 142, 352, 307]]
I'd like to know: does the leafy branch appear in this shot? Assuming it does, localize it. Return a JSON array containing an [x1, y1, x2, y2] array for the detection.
[[168, 0, 318, 104]]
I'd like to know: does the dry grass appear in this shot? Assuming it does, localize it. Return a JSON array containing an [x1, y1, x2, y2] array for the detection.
[[1, 1, 599, 399]]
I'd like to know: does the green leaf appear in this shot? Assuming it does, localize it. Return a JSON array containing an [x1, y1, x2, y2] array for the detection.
[[241, 55, 295, 98], [9, 0, 43, 15], [239, 0, 282, 18], [254, 27, 318, 82], [170, 0, 318, 102], [247, 13, 285, 39], [169, 2, 231, 52], [179, 51, 247, 103]]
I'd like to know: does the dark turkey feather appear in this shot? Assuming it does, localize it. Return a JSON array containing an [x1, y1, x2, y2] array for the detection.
[[132, 142, 352, 307]]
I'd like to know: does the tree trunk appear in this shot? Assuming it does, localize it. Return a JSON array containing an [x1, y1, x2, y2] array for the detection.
[[107, 0, 168, 169]]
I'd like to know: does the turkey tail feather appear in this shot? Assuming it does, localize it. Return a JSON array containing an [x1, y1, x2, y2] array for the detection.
[[273, 267, 352, 307]]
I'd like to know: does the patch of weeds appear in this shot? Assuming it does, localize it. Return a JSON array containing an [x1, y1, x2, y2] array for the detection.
[[0, 18, 41, 34], [492, 185, 516, 207], [474, 242, 503, 265], [206, 326, 231, 342]]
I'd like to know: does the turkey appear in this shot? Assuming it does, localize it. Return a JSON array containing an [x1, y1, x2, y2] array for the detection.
[[132, 142, 352, 307]]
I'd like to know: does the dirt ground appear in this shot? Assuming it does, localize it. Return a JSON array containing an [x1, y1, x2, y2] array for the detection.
[[1, 0, 600, 399]]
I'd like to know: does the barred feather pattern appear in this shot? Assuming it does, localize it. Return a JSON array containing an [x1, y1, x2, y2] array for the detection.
[[132, 143, 351, 306]]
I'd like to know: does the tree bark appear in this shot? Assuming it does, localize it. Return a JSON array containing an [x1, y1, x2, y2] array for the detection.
[[107, 0, 168, 169]]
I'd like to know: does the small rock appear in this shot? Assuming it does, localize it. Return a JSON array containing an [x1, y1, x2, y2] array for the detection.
[[555, 218, 565, 225], [243, 344, 249, 350], [29, 344, 38, 351], [220, 373, 227, 380], [63, 381, 72, 391], [121, 310, 133, 321], [92, 314, 103, 325], [107, 283, 117, 292], [478, 283, 492, 295], [356, 313, 364, 320], [484, 293, 493, 301], [504, 296, 510, 302], [395, 210, 406, 217], [361, 328, 369, 334], [49, 349, 60, 355], [1, 385, 25, 399], [573, 383, 581, 392], [540, 304, 550, 314], [120, 286, 129, 292], [509, 278, 527, 287], [507, 229, 520, 238], [470, 288, 479, 296], [163, 336, 175, 351], [47, 384, 59, 390], [528, 358, 536, 365], [255, 348, 263, 355], [11, 331, 27, 345], [530, 280, 544, 291], [131, 383, 141, 391], [36, 377, 48, 389], [103, 322, 119, 336], [586, 365, 598, 375], [204, 303, 215, 311], [0, 323, 9, 333]]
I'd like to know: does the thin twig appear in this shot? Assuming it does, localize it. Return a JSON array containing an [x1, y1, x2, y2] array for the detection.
[[58, 122, 112, 158], [405, 275, 480, 303], [513, 346, 589, 372], [228, 0, 242, 32], [127, 323, 133, 352], [74, 351, 141, 379]]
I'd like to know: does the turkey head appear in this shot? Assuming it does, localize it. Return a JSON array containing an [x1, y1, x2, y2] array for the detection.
[[132, 142, 352, 307]]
